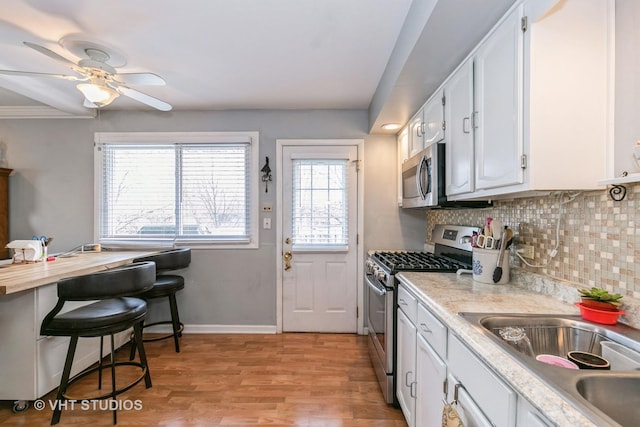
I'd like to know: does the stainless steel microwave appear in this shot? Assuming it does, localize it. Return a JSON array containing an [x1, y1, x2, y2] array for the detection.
[[401, 144, 440, 208], [401, 143, 491, 209]]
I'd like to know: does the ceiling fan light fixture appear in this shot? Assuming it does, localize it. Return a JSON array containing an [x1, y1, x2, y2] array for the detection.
[[76, 81, 119, 107]]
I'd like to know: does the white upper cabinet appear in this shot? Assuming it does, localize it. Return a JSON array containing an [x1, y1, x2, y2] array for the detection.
[[422, 89, 445, 146], [444, 0, 613, 201], [473, 4, 524, 191], [407, 108, 424, 158], [445, 59, 474, 196]]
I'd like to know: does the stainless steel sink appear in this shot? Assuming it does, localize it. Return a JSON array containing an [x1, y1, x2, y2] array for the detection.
[[459, 313, 640, 426], [575, 373, 640, 427]]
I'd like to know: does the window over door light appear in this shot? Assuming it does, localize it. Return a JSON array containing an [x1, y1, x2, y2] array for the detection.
[[77, 78, 119, 107]]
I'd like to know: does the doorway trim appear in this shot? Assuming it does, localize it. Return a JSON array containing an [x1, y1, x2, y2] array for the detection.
[[276, 139, 364, 334]]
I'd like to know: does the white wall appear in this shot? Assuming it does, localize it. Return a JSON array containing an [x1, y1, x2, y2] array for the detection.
[[1, 109, 426, 328]]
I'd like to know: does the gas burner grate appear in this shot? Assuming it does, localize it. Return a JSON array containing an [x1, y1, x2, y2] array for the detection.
[[372, 251, 468, 273]]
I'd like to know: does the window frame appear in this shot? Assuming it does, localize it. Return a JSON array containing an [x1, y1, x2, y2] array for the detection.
[[94, 131, 260, 249]]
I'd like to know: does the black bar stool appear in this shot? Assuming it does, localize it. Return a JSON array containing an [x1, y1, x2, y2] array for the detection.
[[40, 261, 156, 425], [130, 248, 191, 356]]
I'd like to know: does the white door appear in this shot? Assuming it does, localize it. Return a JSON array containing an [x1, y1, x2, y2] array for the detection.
[[396, 308, 417, 426], [422, 89, 445, 146], [416, 334, 447, 427], [444, 59, 475, 196], [281, 144, 359, 332], [473, 4, 524, 190]]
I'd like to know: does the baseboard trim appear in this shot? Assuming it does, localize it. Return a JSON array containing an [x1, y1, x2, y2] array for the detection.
[[145, 324, 277, 334]]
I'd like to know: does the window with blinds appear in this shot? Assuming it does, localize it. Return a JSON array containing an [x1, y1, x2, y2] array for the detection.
[[94, 132, 259, 247], [291, 159, 348, 247]]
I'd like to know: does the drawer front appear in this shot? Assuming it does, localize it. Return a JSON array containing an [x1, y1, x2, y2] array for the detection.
[[448, 334, 516, 427], [397, 285, 418, 324], [417, 303, 447, 360]]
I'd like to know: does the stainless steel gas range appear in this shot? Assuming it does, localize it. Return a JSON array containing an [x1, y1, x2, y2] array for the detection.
[[365, 224, 480, 405]]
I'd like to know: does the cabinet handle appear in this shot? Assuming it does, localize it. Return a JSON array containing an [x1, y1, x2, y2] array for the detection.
[[416, 124, 423, 138], [405, 370, 413, 387], [453, 382, 463, 405], [399, 298, 407, 306], [420, 323, 432, 333], [462, 117, 471, 134], [410, 380, 417, 398]]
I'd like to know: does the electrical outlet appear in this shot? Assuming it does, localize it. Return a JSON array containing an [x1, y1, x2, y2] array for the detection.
[[519, 244, 534, 259]]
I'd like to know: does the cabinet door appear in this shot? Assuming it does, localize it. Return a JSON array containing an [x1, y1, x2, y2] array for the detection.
[[445, 59, 475, 196], [423, 90, 445, 146], [396, 308, 417, 427], [408, 109, 425, 157], [474, 4, 524, 190], [416, 334, 446, 427], [448, 334, 517, 427], [446, 373, 493, 427], [517, 397, 552, 427]]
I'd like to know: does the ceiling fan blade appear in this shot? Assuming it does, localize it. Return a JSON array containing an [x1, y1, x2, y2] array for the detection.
[[113, 72, 166, 86], [116, 85, 172, 111], [23, 41, 79, 67], [83, 98, 98, 109], [0, 69, 86, 81]]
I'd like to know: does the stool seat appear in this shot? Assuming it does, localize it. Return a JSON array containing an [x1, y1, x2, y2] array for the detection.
[[40, 261, 156, 425], [138, 275, 184, 298], [131, 248, 191, 355], [42, 297, 147, 337]]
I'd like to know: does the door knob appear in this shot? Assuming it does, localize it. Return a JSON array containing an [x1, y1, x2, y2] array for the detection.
[[283, 251, 292, 270]]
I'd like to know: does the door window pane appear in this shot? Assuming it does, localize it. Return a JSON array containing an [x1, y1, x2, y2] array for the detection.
[[291, 159, 348, 246]]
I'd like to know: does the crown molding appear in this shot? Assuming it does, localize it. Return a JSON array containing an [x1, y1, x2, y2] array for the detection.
[[0, 106, 95, 119]]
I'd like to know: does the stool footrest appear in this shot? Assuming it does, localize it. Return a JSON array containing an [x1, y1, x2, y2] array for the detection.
[[141, 320, 184, 342], [63, 361, 150, 402]]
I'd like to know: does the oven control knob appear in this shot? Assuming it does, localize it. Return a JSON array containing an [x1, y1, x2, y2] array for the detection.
[[376, 271, 386, 282], [365, 260, 374, 273]]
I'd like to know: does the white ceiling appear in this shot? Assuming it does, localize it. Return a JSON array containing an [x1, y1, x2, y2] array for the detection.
[[0, 0, 411, 115], [0, 0, 516, 132]]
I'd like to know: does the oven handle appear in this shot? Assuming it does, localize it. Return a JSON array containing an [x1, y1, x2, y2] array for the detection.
[[365, 274, 387, 296]]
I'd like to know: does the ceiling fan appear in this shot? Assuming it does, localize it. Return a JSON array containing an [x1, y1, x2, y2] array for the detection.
[[0, 41, 172, 111]]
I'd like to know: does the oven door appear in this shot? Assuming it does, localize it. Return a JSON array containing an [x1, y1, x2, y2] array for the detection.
[[366, 270, 395, 403]]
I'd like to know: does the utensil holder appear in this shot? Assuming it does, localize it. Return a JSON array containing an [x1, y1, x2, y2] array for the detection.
[[472, 247, 509, 284]]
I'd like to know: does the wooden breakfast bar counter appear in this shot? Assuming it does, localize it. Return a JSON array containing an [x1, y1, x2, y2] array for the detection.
[[0, 251, 156, 409], [0, 250, 156, 295]]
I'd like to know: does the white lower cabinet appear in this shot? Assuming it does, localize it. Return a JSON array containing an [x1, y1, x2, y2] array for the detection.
[[517, 398, 552, 427], [397, 288, 418, 426], [397, 283, 448, 427], [397, 282, 557, 427], [416, 333, 446, 427], [445, 372, 493, 427], [448, 333, 517, 427], [0, 282, 129, 401]]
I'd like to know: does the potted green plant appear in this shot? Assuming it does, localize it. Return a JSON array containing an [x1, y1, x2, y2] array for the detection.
[[578, 287, 623, 312]]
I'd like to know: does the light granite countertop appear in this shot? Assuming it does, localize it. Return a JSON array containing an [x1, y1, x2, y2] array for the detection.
[[396, 270, 633, 427]]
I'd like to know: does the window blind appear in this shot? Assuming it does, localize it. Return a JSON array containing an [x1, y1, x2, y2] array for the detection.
[[97, 138, 252, 245]]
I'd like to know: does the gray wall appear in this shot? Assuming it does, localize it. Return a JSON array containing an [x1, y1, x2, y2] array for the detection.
[[1, 109, 425, 327]]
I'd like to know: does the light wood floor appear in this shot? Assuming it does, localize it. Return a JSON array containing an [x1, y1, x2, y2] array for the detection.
[[0, 333, 406, 426]]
